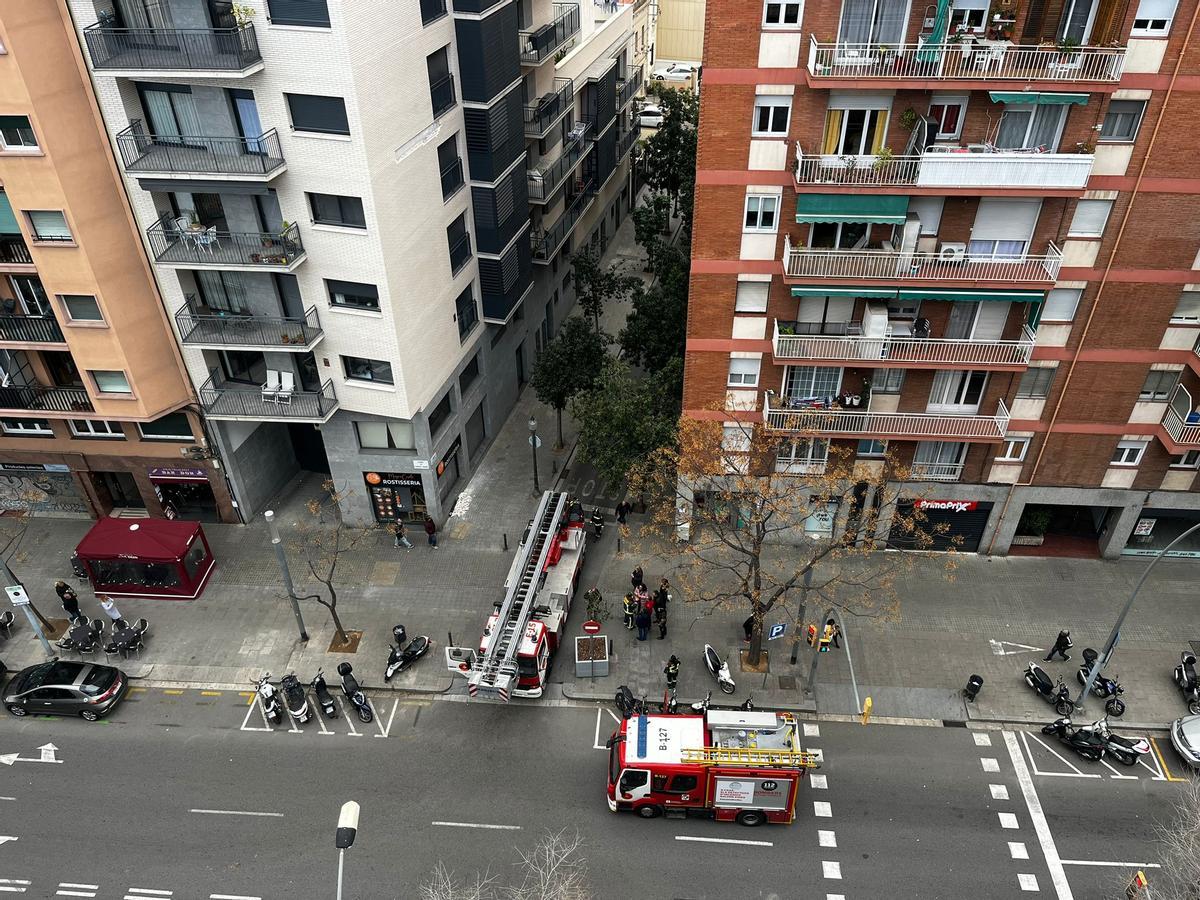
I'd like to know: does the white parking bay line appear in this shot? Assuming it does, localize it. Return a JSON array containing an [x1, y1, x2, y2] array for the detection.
[[809, 774, 828, 789], [1005, 731, 1074, 900], [210, 894, 263, 900], [1009, 842, 1029, 860], [0, 889, 25, 894], [55, 892, 94, 898], [822, 861, 842, 880], [1018, 873, 1040, 892], [973, 732, 993, 747], [981, 757, 1000, 772], [432, 821, 522, 830], [125, 891, 172, 896], [999, 812, 1019, 829], [813, 801, 832, 817], [1059, 860, 1161, 869], [57, 886, 98, 891], [818, 829, 837, 848], [190, 809, 283, 818], [990, 784, 1010, 801], [675, 835, 773, 847]]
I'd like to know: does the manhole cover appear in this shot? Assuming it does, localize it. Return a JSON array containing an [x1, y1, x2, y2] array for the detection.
[[777, 675, 797, 691]]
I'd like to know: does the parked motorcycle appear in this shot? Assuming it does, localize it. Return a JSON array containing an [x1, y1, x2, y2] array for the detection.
[[1075, 648, 1127, 717], [689, 690, 711, 714], [615, 684, 647, 719], [663, 687, 678, 714], [280, 672, 312, 724], [1024, 662, 1074, 716], [253, 673, 282, 725], [336, 662, 373, 723], [311, 668, 337, 719], [1041, 716, 1106, 761], [1173, 652, 1200, 715], [1077, 717, 1151, 767], [703, 644, 736, 695], [384, 624, 431, 681]]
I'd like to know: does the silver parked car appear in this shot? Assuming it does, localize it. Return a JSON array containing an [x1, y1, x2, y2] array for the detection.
[[1170, 714, 1200, 767]]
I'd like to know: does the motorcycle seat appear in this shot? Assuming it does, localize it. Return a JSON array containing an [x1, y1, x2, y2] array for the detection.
[[1184, 657, 1197, 688], [1029, 667, 1053, 691], [344, 676, 361, 694]]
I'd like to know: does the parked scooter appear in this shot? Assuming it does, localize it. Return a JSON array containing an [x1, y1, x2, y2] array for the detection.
[[384, 624, 431, 682], [1077, 717, 1151, 767], [703, 644, 736, 695], [1173, 652, 1200, 715], [1075, 648, 1127, 717], [615, 684, 647, 719], [253, 673, 282, 725], [280, 672, 312, 724], [689, 691, 711, 714], [336, 661, 373, 723], [1024, 662, 1074, 716], [311, 668, 337, 719], [1041, 716, 1106, 761]]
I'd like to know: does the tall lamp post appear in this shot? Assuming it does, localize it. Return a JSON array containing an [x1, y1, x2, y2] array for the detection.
[[265, 509, 309, 643], [334, 800, 360, 900], [1077, 519, 1200, 709], [528, 416, 541, 494]]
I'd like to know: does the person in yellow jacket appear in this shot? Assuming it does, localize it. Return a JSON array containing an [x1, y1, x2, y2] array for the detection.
[[622, 593, 637, 630]]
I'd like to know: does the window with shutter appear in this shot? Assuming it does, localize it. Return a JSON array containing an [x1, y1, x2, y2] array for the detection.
[[1068, 199, 1112, 237]]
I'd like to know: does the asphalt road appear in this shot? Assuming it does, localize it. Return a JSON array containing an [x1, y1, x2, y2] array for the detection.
[[0, 686, 1189, 899]]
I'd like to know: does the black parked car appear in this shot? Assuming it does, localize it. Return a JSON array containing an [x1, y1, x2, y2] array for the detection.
[[4, 660, 127, 722]]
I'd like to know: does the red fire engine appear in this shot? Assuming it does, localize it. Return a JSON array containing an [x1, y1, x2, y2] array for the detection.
[[606, 709, 819, 825], [445, 490, 586, 701]]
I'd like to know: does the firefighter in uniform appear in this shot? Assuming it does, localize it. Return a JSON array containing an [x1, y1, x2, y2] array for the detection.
[[664, 655, 680, 690], [623, 593, 638, 630]]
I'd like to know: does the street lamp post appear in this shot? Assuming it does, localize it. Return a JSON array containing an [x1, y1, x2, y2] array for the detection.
[[1076, 519, 1200, 710], [335, 800, 360, 900], [264, 509, 309, 643], [528, 416, 541, 494]]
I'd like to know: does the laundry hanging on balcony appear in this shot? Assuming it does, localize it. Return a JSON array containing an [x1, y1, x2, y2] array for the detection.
[[987, 92, 1090, 106], [795, 194, 910, 225], [916, 0, 951, 63]]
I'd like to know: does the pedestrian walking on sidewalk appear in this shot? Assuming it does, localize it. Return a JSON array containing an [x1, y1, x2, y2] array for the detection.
[[394, 523, 413, 551], [623, 593, 637, 630], [635, 608, 652, 641], [631, 565, 644, 591], [55, 580, 80, 622], [98, 595, 122, 623], [653, 579, 670, 623], [616, 500, 631, 526], [657, 613, 667, 640], [742, 614, 755, 643], [664, 655, 680, 689], [423, 516, 438, 549], [826, 618, 841, 649], [1044, 629, 1072, 661]]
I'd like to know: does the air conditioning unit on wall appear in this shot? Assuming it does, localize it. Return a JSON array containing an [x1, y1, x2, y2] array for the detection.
[[939, 242, 967, 261]]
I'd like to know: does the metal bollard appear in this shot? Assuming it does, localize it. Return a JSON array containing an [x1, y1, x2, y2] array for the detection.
[[503, 533, 508, 552]]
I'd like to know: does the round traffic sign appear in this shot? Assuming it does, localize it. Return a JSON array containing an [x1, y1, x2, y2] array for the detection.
[[581, 620, 602, 634]]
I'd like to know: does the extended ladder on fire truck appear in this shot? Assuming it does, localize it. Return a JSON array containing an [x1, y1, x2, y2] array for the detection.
[[680, 747, 821, 768], [467, 490, 568, 701]]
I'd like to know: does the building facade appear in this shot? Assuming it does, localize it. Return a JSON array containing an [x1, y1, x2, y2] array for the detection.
[[68, 0, 637, 526], [0, 2, 234, 523], [688, 0, 1200, 558]]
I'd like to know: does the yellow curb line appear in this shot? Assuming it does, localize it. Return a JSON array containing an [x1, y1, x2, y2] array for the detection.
[[200, 691, 223, 696], [163, 689, 184, 695], [1150, 738, 1187, 782], [129, 687, 147, 693]]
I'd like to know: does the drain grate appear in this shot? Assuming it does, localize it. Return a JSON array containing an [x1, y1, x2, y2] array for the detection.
[[777, 675, 797, 691]]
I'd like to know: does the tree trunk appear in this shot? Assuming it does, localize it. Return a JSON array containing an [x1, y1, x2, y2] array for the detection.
[[555, 405, 565, 450], [328, 604, 350, 645], [747, 609, 763, 666], [28, 600, 53, 631]]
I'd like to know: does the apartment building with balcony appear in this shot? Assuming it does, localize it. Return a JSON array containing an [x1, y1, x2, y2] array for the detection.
[[688, 0, 1200, 558], [0, 3, 234, 522], [69, 0, 636, 526]]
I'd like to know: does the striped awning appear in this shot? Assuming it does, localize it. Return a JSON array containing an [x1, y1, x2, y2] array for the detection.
[[895, 288, 1047, 304], [988, 91, 1090, 106]]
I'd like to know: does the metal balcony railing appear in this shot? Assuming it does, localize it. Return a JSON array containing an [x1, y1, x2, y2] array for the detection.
[[83, 22, 262, 72], [146, 216, 305, 268], [806, 35, 1124, 82], [174, 302, 322, 349], [527, 122, 590, 203], [198, 369, 338, 421], [440, 158, 464, 200], [1163, 396, 1200, 447], [910, 461, 966, 482], [764, 394, 1010, 441], [776, 459, 829, 476], [793, 142, 1095, 191], [782, 235, 1061, 284], [531, 182, 594, 262], [0, 383, 92, 414], [448, 232, 473, 275], [524, 78, 574, 138], [0, 316, 66, 345], [0, 238, 32, 266], [520, 3, 581, 64], [116, 121, 285, 178], [431, 74, 457, 119], [772, 320, 1036, 367], [617, 66, 643, 108], [618, 122, 639, 160]]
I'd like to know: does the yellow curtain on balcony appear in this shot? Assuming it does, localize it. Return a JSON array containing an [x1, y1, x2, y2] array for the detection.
[[870, 110, 889, 154], [822, 109, 843, 155]]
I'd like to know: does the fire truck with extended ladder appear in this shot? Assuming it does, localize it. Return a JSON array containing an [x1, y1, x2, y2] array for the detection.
[[606, 709, 820, 825], [444, 490, 586, 701]]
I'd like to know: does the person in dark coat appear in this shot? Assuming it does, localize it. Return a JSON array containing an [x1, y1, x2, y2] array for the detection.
[[55, 580, 80, 622], [657, 614, 667, 640], [631, 565, 644, 590], [423, 516, 438, 549], [635, 608, 652, 641], [826, 618, 841, 649], [1044, 629, 1072, 661], [615, 500, 631, 526], [653, 579, 670, 623]]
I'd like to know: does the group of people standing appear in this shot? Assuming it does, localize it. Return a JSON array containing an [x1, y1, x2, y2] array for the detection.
[[623, 565, 670, 641], [55, 579, 122, 624]]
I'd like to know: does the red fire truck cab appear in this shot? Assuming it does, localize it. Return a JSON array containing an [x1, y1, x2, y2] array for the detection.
[[606, 709, 819, 826]]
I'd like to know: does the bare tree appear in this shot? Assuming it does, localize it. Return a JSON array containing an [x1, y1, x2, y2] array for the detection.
[[1147, 775, 1200, 900], [419, 863, 498, 900], [420, 830, 590, 900]]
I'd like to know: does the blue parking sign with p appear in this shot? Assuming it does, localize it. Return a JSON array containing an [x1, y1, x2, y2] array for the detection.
[[768, 623, 786, 641]]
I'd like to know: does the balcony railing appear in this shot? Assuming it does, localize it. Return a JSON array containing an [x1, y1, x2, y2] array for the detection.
[[431, 73, 457, 119], [793, 142, 1095, 192], [175, 302, 322, 349], [531, 182, 594, 262], [772, 320, 1036, 367], [440, 158, 464, 200], [519, 3, 581, 64], [0, 238, 32, 266], [776, 459, 828, 476], [116, 121, 285, 178], [449, 232, 473, 275], [806, 36, 1124, 83], [617, 66, 643, 108], [0, 316, 66, 345], [764, 394, 1010, 441], [1163, 401, 1200, 447], [0, 383, 92, 414], [146, 216, 305, 269], [83, 22, 262, 73], [783, 235, 1061, 284], [527, 122, 590, 203], [618, 123, 639, 160], [910, 461, 966, 482], [198, 369, 338, 421], [525, 78, 574, 138]]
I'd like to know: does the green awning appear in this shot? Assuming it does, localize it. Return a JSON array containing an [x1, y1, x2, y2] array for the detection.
[[795, 194, 910, 225], [988, 91, 1089, 106], [790, 287, 898, 299], [0, 192, 20, 236], [897, 288, 1047, 304]]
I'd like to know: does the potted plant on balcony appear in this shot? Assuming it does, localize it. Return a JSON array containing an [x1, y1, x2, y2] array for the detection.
[[1013, 507, 1052, 546], [777, 322, 797, 336], [898, 107, 918, 132], [871, 146, 895, 174], [232, 3, 256, 25]]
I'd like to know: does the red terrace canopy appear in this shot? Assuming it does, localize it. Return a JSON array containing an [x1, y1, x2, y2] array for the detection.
[[75, 518, 215, 600]]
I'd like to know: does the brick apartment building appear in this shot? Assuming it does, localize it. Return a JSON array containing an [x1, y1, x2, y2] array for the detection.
[[686, 0, 1200, 558]]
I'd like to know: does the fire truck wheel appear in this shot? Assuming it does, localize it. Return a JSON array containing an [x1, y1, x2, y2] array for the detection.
[[736, 810, 767, 827], [635, 804, 663, 819]]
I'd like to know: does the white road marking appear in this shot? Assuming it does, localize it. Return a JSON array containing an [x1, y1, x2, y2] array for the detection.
[[1023, 731, 1100, 779], [973, 732, 993, 747], [990, 784, 1009, 800], [285, 709, 301, 734], [674, 835, 773, 847], [210, 895, 263, 899], [1018, 873, 1040, 892], [0, 882, 29, 886], [189, 809, 283, 818], [57, 886, 98, 891], [0, 839, 14, 847], [593, 708, 606, 750], [605, 708, 621, 724], [813, 801, 832, 817], [818, 829, 837, 848], [238, 696, 271, 733], [809, 748, 824, 762], [315, 708, 332, 735], [990, 640, 1044, 656], [432, 821, 522, 830], [124, 891, 172, 897], [999, 812, 1019, 829], [981, 757, 1000, 772], [827, 895, 846, 900], [54, 892, 94, 898], [803, 723, 820, 737], [0, 798, 14, 801], [1137, 754, 1165, 780], [374, 699, 399, 738], [1098, 758, 1138, 780], [1059, 860, 1161, 868], [1009, 842, 1029, 860], [0, 889, 25, 894], [809, 774, 828, 789], [1005, 730, 1074, 900], [822, 861, 842, 879], [338, 698, 360, 736]]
